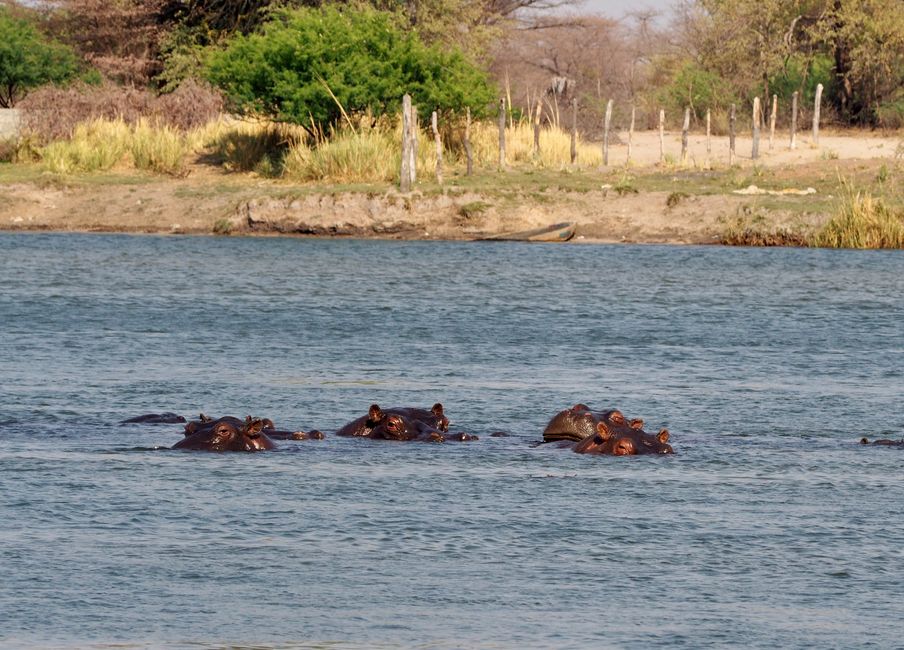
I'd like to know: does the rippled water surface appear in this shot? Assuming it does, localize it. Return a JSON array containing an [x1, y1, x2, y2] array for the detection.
[[1, 233, 903, 648]]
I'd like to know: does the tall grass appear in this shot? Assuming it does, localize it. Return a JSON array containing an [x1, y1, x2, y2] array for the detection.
[[814, 181, 904, 248], [130, 120, 190, 175], [37, 112, 607, 181], [42, 119, 132, 174]]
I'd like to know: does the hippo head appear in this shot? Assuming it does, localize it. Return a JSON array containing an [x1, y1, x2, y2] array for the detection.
[[174, 416, 275, 452], [367, 405, 445, 442], [573, 421, 673, 456]]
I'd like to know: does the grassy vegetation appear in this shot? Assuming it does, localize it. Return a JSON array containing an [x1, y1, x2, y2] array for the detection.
[[3, 113, 904, 248]]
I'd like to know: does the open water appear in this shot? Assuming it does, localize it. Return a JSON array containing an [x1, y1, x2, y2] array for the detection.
[[1, 232, 903, 649]]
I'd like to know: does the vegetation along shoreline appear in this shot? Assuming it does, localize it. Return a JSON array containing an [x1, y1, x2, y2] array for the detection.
[[1, 2, 902, 248]]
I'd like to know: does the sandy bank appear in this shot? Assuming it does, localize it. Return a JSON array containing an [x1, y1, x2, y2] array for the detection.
[[1, 130, 900, 244]]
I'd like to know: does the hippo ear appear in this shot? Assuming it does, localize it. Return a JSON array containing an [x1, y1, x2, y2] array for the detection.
[[630, 418, 644, 430], [657, 429, 670, 444], [200, 413, 212, 422], [596, 421, 612, 441], [262, 418, 275, 430], [245, 418, 264, 437], [431, 403, 444, 417], [368, 404, 385, 422], [608, 410, 625, 425]]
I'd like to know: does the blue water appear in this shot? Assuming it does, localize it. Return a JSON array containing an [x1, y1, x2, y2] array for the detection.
[[1, 233, 903, 649]]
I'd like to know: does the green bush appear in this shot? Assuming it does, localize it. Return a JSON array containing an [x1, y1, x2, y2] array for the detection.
[[205, 5, 496, 130], [0, 8, 79, 107]]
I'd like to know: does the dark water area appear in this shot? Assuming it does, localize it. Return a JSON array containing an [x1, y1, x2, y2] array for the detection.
[[1, 232, 903, 648]]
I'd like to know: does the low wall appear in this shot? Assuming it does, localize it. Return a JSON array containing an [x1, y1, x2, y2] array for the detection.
[[0, 109, 21, 138]]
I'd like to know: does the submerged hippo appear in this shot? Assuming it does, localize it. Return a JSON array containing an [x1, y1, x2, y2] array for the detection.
[[860, 437, 904, 447], [543, 404, 673, 455], [182, 414, 323, 441], [336, 403, 475, 442], [174, 416, 275, 452], [120, 412, 186, 424]]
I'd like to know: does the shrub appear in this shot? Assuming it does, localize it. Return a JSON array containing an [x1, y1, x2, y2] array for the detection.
[[0, 8, 79, 107], [205, 5, 496, 130]]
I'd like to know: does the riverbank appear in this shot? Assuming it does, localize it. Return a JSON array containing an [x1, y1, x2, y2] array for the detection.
[[2, 130, 901, 244]]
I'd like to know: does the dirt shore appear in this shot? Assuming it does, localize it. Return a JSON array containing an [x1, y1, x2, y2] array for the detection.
[[1, 130, 900, 244]]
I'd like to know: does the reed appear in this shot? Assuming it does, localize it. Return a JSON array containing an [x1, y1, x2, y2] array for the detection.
[[467, 121, 601, 168], [814, 181, 904, 248], [130, 120, 190, 176], [41, 119, 132, 173], [283, 126, 399, 183]]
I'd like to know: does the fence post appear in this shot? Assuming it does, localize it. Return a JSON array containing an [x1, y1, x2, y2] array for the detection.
[[602, 99, 613, 166], [752, 96, 761, 160], [464, 107, 473, 176], [681, 107, 690, 163], [431, 110, 442, 185], [570, 97, 578, 164], [729, 103, 736, 166], [410, 105, 418, 182], [706, 108, 711, 156], [790, 91, 798, 150], [769, 94, 777, 150], [627, 104, 635, 164], [533, 98, 541, 158], [812, 83, 823, 146], [659, 109, 665, 165], [400, 94, 412, 192], [498, 97, 506, 170]]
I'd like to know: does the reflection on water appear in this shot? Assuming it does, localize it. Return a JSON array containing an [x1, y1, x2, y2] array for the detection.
[[1, 233, 903, 648]]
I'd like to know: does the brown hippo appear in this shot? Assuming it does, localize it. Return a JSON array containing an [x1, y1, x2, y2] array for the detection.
[[543, 404, 673, 455], [173, 416, 275, 452], [120, 412, 186, 424], [183, 414, 323, 441], [336, 404, 475, 442], [860, 437, 904, 446]]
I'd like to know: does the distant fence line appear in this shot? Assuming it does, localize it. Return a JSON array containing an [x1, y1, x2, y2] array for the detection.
[[398, 86, 826, 191]]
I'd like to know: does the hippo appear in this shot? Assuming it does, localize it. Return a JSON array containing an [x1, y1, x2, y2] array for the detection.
[[173, 416, 275, 452], [336, 404, 476, 442], [860, 437, 904, 446], [182, 414, 323, 441], [543, 404, 673, 455], [120, 412, 186, 424]]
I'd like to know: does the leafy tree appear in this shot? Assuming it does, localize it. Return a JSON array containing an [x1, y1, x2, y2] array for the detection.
[[205, 5, 496, 130], [0, 8, 79, 107]]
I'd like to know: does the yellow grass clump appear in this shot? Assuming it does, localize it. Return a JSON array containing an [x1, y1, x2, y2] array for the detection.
[[814, 182, 904, 248], [42, 119, 132, 173], [467, 121, 602, 169], [130, 120, 190, 176]]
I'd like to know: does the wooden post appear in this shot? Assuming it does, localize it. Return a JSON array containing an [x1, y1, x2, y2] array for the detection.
[[769, 94, 777, 150], [431, 110, 442, 185], [658, 109, 665, 165], [400, 94, 412, 192], [729, 103, 736, 165], [627, 104, 635, 164], [533, 99, 541, 158], [790, 91, 798, 150], [812, 83, 823, 146], [410, 105, 418, 183], [498, 97, 506, 170], [706, 108, 711, 155], [752, 96, 761, 160], [603, 99, 613, 166], [681, 107, 690, 163], [464, 107, 473, 176], [570, 97, 577, 164]]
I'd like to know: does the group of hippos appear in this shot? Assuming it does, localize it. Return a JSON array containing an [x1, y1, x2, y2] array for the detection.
[[121, 402, 677, 456]]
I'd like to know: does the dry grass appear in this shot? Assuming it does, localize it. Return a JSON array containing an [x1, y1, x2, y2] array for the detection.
[[814, 180, 904, 248]]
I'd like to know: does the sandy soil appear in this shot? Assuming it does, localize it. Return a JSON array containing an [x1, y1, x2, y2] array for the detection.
[[1, 130, 900, 244]]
